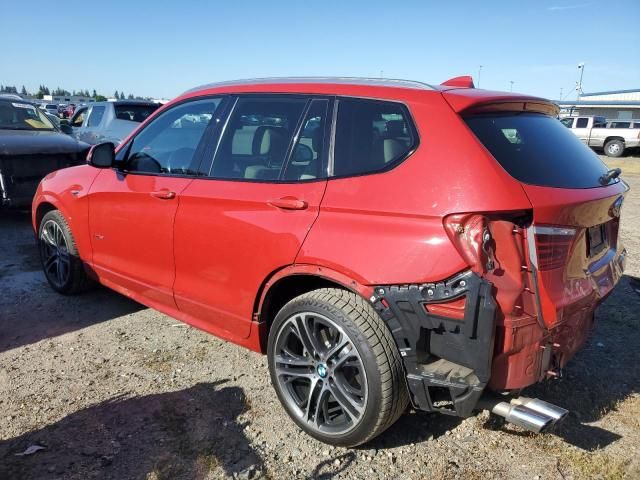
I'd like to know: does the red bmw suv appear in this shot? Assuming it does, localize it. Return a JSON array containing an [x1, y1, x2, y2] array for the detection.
[[32, 77, 627, 446]]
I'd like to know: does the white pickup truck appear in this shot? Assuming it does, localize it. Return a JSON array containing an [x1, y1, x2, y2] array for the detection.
[[560, 115, 640, 157]]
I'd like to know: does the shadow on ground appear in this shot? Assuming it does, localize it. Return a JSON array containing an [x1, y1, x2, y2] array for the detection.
[[0, 211, 144, 354], [0, 381, 263, 480]]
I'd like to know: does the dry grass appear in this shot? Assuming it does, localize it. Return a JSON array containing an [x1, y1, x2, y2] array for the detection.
[[602, 155, 640, 176]]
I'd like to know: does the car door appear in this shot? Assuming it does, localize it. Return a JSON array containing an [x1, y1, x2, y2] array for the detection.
[[173, 95, 331, 339], [88, 97, 224, 309], [75, 104, 107, 144], [572, 117, 590, 145]]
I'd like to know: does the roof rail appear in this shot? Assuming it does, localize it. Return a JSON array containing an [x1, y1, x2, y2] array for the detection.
[[183, 77, 435, 95]]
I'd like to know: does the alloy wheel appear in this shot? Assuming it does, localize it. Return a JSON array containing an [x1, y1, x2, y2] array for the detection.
[[39, 219, 71, 289], [273, 311, 368, 436]]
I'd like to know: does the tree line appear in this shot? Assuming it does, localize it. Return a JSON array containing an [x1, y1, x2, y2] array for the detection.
[[0, 84, 152, 102]]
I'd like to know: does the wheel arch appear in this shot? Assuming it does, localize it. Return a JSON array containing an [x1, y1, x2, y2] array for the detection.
[[254, 264, 375, 352], [34, 201, 58, 231], [604, 136, 625, 145]]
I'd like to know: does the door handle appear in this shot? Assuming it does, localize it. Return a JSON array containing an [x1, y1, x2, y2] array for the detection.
[[150, 189, 176, 200], [268, 197, 308, 210]]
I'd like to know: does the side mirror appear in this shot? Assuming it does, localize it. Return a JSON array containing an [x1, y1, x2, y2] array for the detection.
[[59, 123, 73, 135], [87, 142, 115, 168]]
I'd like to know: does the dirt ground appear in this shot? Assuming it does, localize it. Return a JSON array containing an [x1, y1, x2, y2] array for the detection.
[[1, 155, 639, 480]]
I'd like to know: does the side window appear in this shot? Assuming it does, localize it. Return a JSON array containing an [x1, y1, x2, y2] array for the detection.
[[560, 117, 574, 128], [86, 106, 105, 127], [333, 98, 416, 177], [210, 96, 307, 180], [575, 118, 589, 128], [124, 98, 222, 175], [282, 99, 329, 181]]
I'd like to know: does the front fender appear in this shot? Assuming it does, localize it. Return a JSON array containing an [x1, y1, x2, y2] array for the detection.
[[32, 165, 101, 263]]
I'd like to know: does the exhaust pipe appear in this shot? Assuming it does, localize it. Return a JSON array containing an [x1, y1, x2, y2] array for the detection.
[[489, 401, 554, 433], [510, 397, 569, 425]]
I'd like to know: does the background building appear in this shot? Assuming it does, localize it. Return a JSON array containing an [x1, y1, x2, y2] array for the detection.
[[558, 88, 640, 120], [42, 94, 96, 105]]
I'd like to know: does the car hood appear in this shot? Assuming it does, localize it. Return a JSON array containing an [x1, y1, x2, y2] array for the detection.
[[0, 129, 90, 156]]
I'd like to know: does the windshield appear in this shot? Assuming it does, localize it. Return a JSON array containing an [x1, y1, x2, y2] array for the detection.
[[0, 101, 56, 131], [464, 112, 609, 189]]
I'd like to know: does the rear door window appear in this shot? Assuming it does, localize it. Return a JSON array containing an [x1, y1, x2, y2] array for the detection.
[[464, 112, 609, 188], [210, 96, 308, 180], [332, 98, 417, 177], [282, 99, 330, 181]]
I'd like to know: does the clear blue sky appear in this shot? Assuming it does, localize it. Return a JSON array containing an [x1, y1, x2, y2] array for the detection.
[[2, 0, 638, 100]]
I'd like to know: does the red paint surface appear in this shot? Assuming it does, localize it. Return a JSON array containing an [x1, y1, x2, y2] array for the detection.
[[33, 80, 627, 392]]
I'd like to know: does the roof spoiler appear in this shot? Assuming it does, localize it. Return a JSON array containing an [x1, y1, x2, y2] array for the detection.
[[441, 76, 475, 88]]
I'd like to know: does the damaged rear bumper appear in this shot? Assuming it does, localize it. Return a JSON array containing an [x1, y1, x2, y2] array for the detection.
[[371, 270, 496, 417]]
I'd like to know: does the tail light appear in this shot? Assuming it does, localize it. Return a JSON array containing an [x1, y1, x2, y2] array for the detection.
[[443, 213, 493, 274], [533, 225, 576, 271]]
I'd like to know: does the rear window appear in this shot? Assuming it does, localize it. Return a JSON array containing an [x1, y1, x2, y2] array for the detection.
[[114, 104, 159, 122], [464, 113, 609, 189]]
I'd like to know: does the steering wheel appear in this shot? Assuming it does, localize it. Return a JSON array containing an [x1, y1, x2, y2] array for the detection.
[[127, 152, 163, 173], [166, 147, 196, 174]]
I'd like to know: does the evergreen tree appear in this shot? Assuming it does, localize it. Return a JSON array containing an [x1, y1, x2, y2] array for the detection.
[[21, 85, 28, 95], [113, 90, 119, 99], [92, 89, 97, 98], [120, 92, 125, 100]]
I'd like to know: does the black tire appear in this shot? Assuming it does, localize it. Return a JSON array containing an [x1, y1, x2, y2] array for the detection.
[[604, 139, 625, 157], [267, 288, 408, 446], [38, 210, 94, 294]]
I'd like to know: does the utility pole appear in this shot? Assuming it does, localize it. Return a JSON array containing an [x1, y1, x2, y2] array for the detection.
[[560, 87, 563, 100], [510, 80, 514, 92], [478, 65, 483, 88], [576, 63, 585, 99]]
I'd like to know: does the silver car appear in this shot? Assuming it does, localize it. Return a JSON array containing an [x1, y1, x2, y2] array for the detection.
[[63, 101, 160, 145]]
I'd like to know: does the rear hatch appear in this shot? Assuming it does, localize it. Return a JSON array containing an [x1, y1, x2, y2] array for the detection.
[[457, 100, 628, 328]]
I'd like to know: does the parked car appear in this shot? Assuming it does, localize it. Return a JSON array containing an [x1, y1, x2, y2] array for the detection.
[[40, 103, 59, 116], [560, 115, 640, 157], [61, 103, 76, 119], [61, 100, 160, 145], [33, 77, 627, 446], [0, 97, 89, 207]]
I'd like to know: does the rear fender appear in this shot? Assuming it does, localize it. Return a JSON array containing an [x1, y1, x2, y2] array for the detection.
[[256, 263, 374, 316]]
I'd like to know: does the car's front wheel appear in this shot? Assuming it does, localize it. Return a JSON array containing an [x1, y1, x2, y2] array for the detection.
[[267, 288, 408, 446], [38, 210, 93, 294]]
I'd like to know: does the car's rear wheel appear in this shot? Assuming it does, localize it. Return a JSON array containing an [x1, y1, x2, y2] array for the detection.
[[38, 210, 93, 294], [267, 288, 408, 446], [604, 139, 625, 157]]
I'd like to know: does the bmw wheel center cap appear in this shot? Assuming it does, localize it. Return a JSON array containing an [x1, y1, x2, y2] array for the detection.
[[316, 363, 328, 378]]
